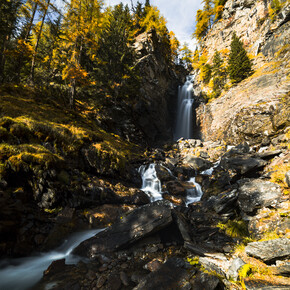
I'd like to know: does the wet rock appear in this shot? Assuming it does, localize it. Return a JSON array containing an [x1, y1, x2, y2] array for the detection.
[[44, 259, 66, 276], [245, 238, 290, 263], [183, 156, 213, 172], [73, 201, 173, 258], [238, 179, 282, 214], [155, 164, 174, 182], [165, 181, 187, 196], [133, 258, 191, 290]]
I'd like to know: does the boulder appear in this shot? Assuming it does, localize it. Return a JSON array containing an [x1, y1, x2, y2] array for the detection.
[[165, 181, 187, 196], [133, 258, 191, 290], [220, 155, 267, 175], [183, 156, 213, 172], [155, 164, 174, 182], [245, 238, 290, 263], [190, 271, 222, 290], [73, 201, 173, 258], [238, 179, 282, 214], [212, 189, 239, 215]]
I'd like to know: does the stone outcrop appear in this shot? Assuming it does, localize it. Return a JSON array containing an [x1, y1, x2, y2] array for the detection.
[[195, 1, 290, 145]]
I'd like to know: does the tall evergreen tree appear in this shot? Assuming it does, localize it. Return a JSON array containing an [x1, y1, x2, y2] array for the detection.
[[228, 32, 252, 84], [211, 50, 227, 98]]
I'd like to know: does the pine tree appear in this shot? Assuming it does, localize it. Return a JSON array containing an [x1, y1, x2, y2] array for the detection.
[[211, 50, 227, 98], [179, 43, 193, 69], [228, 32, 252, 84]]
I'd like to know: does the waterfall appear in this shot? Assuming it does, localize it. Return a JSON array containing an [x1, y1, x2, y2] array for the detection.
[[139, 164, 163, 202], [0, 229, 103, 290], [186, 177, 203, 206], [174, 75, 195, 141]]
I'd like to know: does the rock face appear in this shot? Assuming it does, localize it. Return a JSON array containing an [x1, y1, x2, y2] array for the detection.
[[245, 238, 290, 263], [100, 29, 186, 145], [195, 0, 290, 145], [73, 201, 173, 257]]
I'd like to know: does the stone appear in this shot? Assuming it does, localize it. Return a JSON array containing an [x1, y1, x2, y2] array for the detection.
[[97, 274, 107, 288], [220, 155, 267, 175], [106, 273, 121, 290], [144, 259, 162, 272], [227, 258, 246, 280], [155, 164, 174, 182], [245, 238, 290, 263], [44, 259, 66, 276], [165, 181, 187, 196], [133, 258, 190, 290], [213, 189, 239, 215], [238, 179, 282, 214], [183, 156, 213, 172], [73, 201, 173, 258], [190, 271, 221, 290], [120, 272, 129, 286]]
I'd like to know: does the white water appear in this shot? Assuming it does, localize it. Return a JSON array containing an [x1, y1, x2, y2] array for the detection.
[[186, 177, 203, 206], [139, 164, 163, 201], [0, 229, 103, 290], [174, 75, 195, 140]]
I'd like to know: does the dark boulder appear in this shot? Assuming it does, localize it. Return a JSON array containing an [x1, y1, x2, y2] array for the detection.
[[220, 155, 267, 175], [238, 179, 282, 214], [133, 258, 191, 290], [73, 201, 172, 258], [183, 156, 213, 172], [165, 180, 187, 196]]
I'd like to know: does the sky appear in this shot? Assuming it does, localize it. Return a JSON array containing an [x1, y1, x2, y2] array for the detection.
[[105, 0, 203, 50]]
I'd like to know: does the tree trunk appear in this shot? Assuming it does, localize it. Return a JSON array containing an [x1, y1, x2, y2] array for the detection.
[[70, 79, 76, 109], [30, 0, 51, 84]]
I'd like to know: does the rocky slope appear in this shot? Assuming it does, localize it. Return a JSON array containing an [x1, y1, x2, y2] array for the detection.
[[195, 0, 290, 145]]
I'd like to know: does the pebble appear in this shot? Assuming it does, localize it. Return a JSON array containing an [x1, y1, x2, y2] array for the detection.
[[96, 274, 106, 288], [120, 271, 129, 286]]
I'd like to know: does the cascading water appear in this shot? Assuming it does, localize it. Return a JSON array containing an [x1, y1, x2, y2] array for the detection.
[[139, 164, 163, 201], [186, 177, 203, 206], [174, 75, 195, 140], [0, 229, 103, 290]]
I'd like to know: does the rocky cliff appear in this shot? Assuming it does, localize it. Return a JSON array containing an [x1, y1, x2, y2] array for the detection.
[[99, 29, 186, 146], [195, 0, 290, 145]]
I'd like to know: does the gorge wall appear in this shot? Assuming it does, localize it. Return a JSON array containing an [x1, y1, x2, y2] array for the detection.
[[195, 0, 290, 145], [99, 29, 186, 146]]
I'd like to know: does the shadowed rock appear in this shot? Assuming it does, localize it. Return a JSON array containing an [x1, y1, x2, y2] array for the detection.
[[133, 258, 191, 290], [238, 179, 282, 214], [73, 201, 172, 258]]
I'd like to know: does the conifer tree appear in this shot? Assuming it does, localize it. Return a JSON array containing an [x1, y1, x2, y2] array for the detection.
[[228, 32, 252, 84], [211, 50, 227, 98]]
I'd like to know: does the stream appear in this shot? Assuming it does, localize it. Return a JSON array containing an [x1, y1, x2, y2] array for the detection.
[[0, 229, 103, 290]]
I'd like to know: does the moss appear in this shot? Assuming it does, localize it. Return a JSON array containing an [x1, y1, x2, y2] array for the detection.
[[0, 84, 142, 177], [218, 219, 249, 238]]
